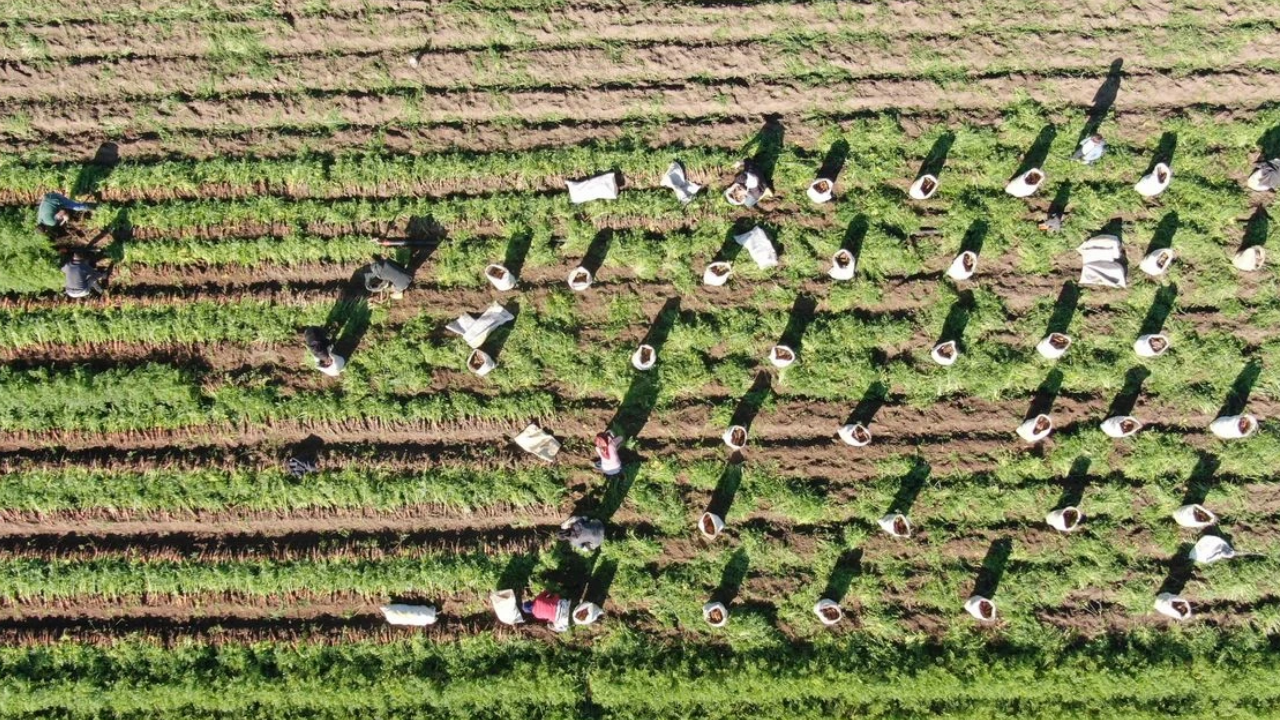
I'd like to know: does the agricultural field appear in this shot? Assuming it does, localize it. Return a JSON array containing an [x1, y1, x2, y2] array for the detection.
[[3, 0, 1280, 716]]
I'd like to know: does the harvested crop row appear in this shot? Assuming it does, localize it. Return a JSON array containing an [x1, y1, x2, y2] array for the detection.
[[7, 25, 1280, 105], [8, 72, 1280, 141]]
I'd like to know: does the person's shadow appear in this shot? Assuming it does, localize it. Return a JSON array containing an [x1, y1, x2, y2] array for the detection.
[[73, 142, 120, 199], [971, 537, 1013, 599], [918, 131, 955, 179], [325, 267, 375, 361], [390, 214, 447, 281], [817, 139, 849, 183], [1145, 212, 1179, 256], [1241, 206, 1270, 254], [743, 115, 785, 187], [1078, 59, 1124, 144], [609, 297, 681, 439], [1013, 125, 1057, 180]]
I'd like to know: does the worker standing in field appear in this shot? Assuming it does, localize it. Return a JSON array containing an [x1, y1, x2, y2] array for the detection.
[[1072, 134, 1106, 165], [61, 251, 107, 298], [36, 192, 95, 237]]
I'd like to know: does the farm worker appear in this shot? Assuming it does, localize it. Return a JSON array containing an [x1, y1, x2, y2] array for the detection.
[[61, 251, 106, 298], [1248, 158, 1280, 191], [522, 590, 570, 632], [594, 431, 623, 476], [37, 192, 95, 236], [365, 258, 412, 299], [1073, 134, 1106, 164], [303, 326, 346, 376], [1038, 211, 1065, 233], [559, 516, 605, 552], [724, 160, 772, 208]]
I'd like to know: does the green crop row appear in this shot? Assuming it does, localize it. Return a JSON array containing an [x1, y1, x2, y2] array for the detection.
[[2, 631, 1277, 719]]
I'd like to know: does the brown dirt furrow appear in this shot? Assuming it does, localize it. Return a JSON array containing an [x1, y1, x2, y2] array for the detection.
[[9, 71, 1280, 140], [0, 524, 564, 561], [9, 27, 1280, 107], [5, 102, 1253, 164], [0, 393, 1270, 456], [8, 0, 1276, 63]]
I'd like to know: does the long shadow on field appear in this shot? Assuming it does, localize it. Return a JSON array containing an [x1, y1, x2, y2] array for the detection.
[[1106, 366, 1150, 418], [395, 214, 448, 278], [887, 457, 930, 516], [584, 558, 618, 607], [936, 291, 974, 350], [744, 114, 785, 186], [971, 537, 1013, 600], [1013, 124, 1057, 181], [1145, 131, 1178, 175], [959, 219, 987, 258], [1241, 206, 1270, 253], [479, 299, 520, 364], [580, 228, 614, 277], [712, 547, 750, 607], [1158, 543, 1196, 596], [72, 141, 120, 199], [609, 297, 681, 439], [822, 548, 863, 603], [841, 214, 870, 264], [777, 294, 817, 359], [817, 139, 849, 184], [712, 219, 755, 264], [918, 131, 955, 180], [1056, 456, 1092, 511], [1181, 453, 1221, 507], [844, 380, 889, 429], [1047, 181, 1072, 220], [497, 553, 539, 592], [1044, 282, 1079, 338], [502, 228, 534, 281], [1138, 284, 1178, 338], [575, 463, 641, 524], [325, 269, 374, 361], [1078, 58, 1124, 145], [544, 544, 594, 597], [1145, 212, 1180, 255], [1217, 359, 1262, 418], [730, 371, 773, 435], [1258, 125, 1280, 160], [1027, 368, 1064, 420], [706, 463, 744, 522]]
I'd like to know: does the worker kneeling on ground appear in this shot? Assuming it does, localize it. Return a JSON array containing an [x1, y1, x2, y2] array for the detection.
[[37, 192, 95, 238], [61, 251, 107, 299], [365, 257, 412, 299], [303, 326, 346, 377]]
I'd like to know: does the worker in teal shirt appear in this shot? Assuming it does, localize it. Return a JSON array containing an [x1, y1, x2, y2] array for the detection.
[[36, 192, 95, 236]]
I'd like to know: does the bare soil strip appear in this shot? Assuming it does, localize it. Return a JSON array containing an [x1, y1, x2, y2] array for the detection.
[[8, 0, 1276, 62], [9, 26, 1280, 106], [8, 71, 1280, 140]]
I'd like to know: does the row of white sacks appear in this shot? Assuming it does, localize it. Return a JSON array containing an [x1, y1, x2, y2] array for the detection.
[[563, 159, 1182, 208]]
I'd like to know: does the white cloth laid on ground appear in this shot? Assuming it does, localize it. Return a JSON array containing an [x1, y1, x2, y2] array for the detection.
[[661, 161, 701, 203], [1077, 235, 1126, 288], [514, 423, 561, 462], [566, 173, 618, 203], [734, 226, 778, 268], [379, 604, 438, 626], [446, 302, 514, 349]]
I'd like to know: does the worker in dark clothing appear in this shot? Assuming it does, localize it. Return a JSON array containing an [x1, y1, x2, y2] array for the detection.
[[365, 258, 412, 299], [303, 326, 346, 377], [558, 516, 605, 552], [724, 159, 772, 208], [37, 192, 95, 237], [61, 251, 106, 298]]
